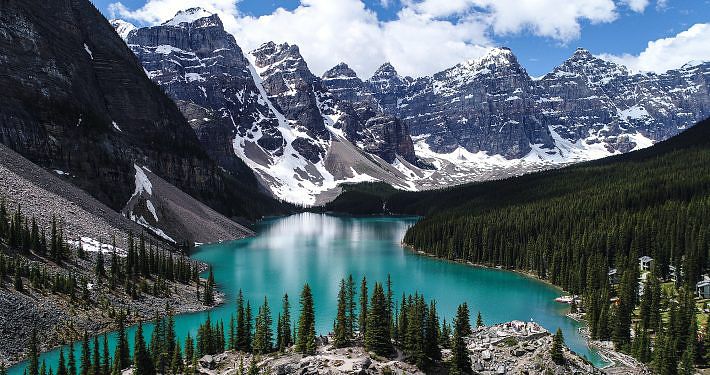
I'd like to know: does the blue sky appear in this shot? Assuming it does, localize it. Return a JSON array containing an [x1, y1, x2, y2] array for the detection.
[[97, 0, 710, 78]]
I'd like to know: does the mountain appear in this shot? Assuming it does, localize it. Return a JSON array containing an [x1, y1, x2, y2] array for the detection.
[[117, 8, 709, 204], [324, 47, 710, 187], [119, 10, 426, 205], [0, 0, 288, 242]]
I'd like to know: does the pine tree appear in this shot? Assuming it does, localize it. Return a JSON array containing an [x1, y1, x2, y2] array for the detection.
[[679, 341, 695, 375], [296, 284, 316, 355], [450, 303, 472, 374], [184, 333, 195, 364], [80, 332, 90, 375], [92, 336, 101, 375], [359, 276, 368, 336], [102, 335, 110, 375], [364, 283, 392, 356], [333, 279, 348, 348], [28, 329, 39, 375], [476, 312, 484, 328], [67, 342, 76, 375], [203, 267, 215, 306], [246, 359, 259, 375], [425, 300, 441, 360], [440, 319, 451, 349], [133, 322, 155, 375], [252, 297, 273, 354], [235, 290, 249, 351], [280, 293, 292, 349], [57, 348, 68, 375], [551, 328, 565, 364], [114, 312, 130, 371], [346, 275, 356, 338]]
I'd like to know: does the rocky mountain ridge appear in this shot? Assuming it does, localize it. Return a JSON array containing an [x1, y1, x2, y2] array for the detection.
[[115, 8, 709, 205], [119, 9, 427, 205]]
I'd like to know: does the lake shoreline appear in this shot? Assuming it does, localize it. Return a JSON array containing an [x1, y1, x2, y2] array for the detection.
[[401, 243, 654, 373]]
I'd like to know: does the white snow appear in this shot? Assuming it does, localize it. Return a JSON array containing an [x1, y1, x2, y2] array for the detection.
[[163, 8, 213, 26], [110, 19, 136, 41], [68, 236, 125, 256], [131, 164, 153, 197], [185, 72, 205, 83], [617, 105, 650, 120], [84, 43, 93, 60], [146, 200, 159, 222], [112, 121, 122, 132]]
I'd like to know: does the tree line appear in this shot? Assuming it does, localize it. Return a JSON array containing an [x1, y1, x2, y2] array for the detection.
[[402, 119, 710, 374], [0, 199, 209, 304], [16, 276, 484, 375]]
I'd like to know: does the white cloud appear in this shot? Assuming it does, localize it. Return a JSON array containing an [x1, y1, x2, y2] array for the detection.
[[109, 0, 625, 78], [600, 23, 710, 73], [409, 0, 618, 42], [621, 0, 650, 12]]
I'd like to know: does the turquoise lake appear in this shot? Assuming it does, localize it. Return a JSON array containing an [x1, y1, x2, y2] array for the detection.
[[9, 213, 606, 374]]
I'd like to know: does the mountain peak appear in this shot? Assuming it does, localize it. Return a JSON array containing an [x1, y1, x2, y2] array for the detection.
[[478, 47, 518, 65], [572, 47, 593, 59], [163, 7, 215, 27], [323, 62, 358, 79], [371, 62, 400, 80], [110, 19, 136, 41]]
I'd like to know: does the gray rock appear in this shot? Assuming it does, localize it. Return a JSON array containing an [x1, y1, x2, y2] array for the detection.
[[199, 355, 216, 370]]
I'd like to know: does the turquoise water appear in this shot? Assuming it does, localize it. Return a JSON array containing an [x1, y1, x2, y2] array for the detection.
[[9, 213, 606, 374]]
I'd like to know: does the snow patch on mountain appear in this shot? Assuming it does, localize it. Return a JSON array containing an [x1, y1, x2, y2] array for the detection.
[[163, 7, 213, 27]]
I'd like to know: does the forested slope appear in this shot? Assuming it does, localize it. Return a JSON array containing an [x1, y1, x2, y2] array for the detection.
[[401, 117, 710, 292]]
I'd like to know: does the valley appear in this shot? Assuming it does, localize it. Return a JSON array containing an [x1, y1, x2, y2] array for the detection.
[[0, 0, 708, 374]]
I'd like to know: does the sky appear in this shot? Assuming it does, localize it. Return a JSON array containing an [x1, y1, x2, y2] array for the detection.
[[95, 0, 710, 78]]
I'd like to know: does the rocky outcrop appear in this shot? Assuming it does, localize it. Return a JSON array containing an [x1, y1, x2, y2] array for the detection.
[[0, 0, 282, 223], [186, 321, 639, 374]]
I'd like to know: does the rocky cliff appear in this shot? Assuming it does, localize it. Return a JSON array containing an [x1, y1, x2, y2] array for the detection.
[[119, 10, 423, 205], [0, 0, 284, 226]]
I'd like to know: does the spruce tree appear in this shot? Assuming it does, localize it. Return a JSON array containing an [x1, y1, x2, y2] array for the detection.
[[364, 283, 392, 356], [80, 332, 90, 375], [253, 297, 273, 354], [114, 312, 130, 371], [346, 275, 356, 338], [92, 337, 100, 375], [551, 328, 565, 364], [133, 322, 155, 375], [280, 293, 292, 349], [203, 267, 215, 306], [184, 333, 195, 364], [28, 329, 39, 375], [450, 303, 472, 374], [296, 283, 316, 355], [235, 290, 248, 351], [333, 279, 348, 348], [67, 342, 76, 375], [425, 300, 441, 360], [359, 276, 368, 336], [57, 348, 68, 375], [476, 312, 484, 328], [102, 335, 110, 375], [440, 319, 451, 349]]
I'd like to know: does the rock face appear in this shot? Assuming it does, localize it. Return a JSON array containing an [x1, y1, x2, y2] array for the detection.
[[120, 11, 423, 205], [0, 0, 282, 225], [326, 47, 710, 160], [117, 8, 709, 204]]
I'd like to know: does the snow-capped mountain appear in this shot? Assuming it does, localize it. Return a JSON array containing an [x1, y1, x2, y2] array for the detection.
[[119, 10, 422, 205], [331, 47, 709, 160], [116, 8, 709, 205], [323, 47, 709, 187]]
